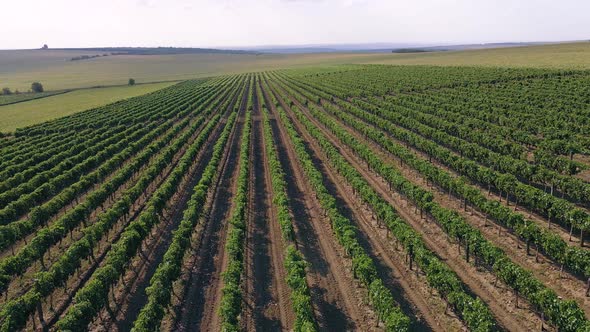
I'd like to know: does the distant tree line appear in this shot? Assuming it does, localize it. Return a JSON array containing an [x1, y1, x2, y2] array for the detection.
[[391, 48, 433, 53], [69, 52, 137, 61], [1, 82, 44, 95], [54, 46, 256, 56], [70, 54, 107, 61]]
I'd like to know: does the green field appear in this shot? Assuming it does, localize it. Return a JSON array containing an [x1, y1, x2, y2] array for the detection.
[[0, 51, 380, 91], [0, 82, 175, 132], [2, 68, 590, 332], [1, 42, 589, 134], [0, 91, 66, 106], [363, 42, 590, 69], [1, 43, 590, 92]]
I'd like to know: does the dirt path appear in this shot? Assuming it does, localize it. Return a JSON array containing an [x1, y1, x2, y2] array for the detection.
[[242, 84, 294, 331], [275, 85, 540, 331], [318, 98, 590, 316], [262, 82, 378, 331]]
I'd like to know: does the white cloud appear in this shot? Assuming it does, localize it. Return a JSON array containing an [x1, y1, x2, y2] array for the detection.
[[1, 0, 589, 49]]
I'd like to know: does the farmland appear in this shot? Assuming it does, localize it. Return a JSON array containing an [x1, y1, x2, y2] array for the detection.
[[0, 92, 65, 107], [2, 42, 590, 92], [0, 82, 177, 132], [0, 64, 590, 332]]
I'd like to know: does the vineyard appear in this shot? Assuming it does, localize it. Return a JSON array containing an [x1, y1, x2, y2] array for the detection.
[[0, 65, 590, 332]]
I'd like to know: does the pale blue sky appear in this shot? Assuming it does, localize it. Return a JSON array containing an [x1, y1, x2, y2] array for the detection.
[[2, 0, 589, 49]]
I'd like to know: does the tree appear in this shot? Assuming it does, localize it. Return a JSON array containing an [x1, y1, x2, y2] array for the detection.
[[128, 78, 135, 86], [2, 88, 11, 95], [31, 82, 44, 93]]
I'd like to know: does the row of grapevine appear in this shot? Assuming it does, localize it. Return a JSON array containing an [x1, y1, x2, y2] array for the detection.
[[132, 110, 237, 331], [380, 95, 585, 175], [293, 70, 590, 205], [0, 115, 202, 296], [218, 110, 252, 331], [0, 77, 237, 211], [273, 74, 590, 332], [0, 76, 242, 253], [0, 123, 147, 209], [0, 76, 240, 294], [299, 68, 590, 180], [269, 76, 497, 331], [0, 119, 175, 251], [0, 124, 163, 226], [359, 95, 590, 208], [259, 79, 316, 331], [293, 71, 586, 179], [53, 104, 228, 331], [287, 65, 575, 96], [0, 78, 230, 207], [12, 79, 212, 136], [0, 112, 223, 331], [425, 77, 590, 146], [319, 94, 590, 281], [280, 72, 590, 277], [0, 78, 231, 182], [265, 76, 411, 331], [0, 126, 122, 184]]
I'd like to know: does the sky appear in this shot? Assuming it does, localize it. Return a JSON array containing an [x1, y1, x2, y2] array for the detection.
[[1, 0, 589, 49]]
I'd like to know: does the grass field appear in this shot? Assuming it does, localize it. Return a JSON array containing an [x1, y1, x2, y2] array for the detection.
[[0, 51, 380, 91], [0, 91, 66, 106], [3, 42, 588, 92], [363, 41, 590, 69], [0, 81, 175, 132]]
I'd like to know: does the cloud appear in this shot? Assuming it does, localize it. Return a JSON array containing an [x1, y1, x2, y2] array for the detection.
[[2, 0, 589, 49], [137, 0, 157, 7]]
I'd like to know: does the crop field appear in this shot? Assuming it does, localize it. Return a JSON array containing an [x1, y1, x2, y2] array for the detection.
[[0, 91, 66, 107], [2, 42, 589, 92], [0, 50, 375, 91], [1, 64, 590, 332], [366, 41, 590, 69], [0, 82, 177, 133]]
